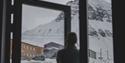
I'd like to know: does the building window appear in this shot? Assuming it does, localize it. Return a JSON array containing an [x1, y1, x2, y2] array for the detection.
[[26, 46, 29, 49], [33, 48, 35, 51]]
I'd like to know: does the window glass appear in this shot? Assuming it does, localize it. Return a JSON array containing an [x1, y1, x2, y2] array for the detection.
[[42, 0, 80, 49], [70, 0, 80, 49], [43, 0, 75, 5], [21, 4, 64, 63], [87, 0, 114, 63]]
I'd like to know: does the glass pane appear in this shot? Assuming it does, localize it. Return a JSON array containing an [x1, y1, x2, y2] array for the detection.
[[87, 0, 114, 63], [21, 4, 64, 63], [70, 0, 79, 49], [42, 0, 75, 5]]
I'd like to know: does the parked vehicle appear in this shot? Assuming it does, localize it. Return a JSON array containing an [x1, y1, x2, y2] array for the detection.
[[32, 55, 45, 61]]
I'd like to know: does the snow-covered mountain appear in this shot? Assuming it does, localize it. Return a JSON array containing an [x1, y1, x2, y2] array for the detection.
[[88, 0, 112, 22], [88, 0, 111, 10], [22, 12, 64, 36], [22, 0, 112, 38], [22, 0, 80, 47], [22, 0, 79, 36]]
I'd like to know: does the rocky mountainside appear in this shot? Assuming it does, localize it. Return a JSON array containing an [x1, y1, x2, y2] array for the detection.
[[87, 0, 112, 37], [88, 0, 112, 22]]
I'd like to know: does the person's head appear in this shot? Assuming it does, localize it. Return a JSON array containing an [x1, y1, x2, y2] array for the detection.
[[66, 32, 77, 47]]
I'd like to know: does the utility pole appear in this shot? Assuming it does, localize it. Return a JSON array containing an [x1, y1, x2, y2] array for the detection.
[[99, 48, 103, 60], [106, 50, 110, 63]]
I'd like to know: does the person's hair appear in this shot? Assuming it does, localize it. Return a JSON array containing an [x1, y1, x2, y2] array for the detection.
[[66, 32, 77, 46]]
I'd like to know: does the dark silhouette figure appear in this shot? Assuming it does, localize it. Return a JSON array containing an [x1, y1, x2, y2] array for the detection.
[[56, 32, 79, 63]]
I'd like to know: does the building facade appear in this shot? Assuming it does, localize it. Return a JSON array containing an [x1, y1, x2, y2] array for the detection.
[[21, 42, 44, 60]]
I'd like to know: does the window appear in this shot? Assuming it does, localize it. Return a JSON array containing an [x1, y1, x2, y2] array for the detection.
[[33, 48, 35, 51], [19, 0, 71, 63], [3, 0, 82, 63], [87, 0, 114, 63]]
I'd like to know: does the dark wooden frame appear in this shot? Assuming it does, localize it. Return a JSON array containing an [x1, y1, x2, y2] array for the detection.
[[12, 0, 71, 63]]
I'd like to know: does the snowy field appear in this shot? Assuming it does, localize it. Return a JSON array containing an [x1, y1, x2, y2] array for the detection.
[[10, 59, 56, 63]]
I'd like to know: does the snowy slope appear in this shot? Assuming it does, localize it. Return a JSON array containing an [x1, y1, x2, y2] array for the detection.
[[88, 0, 113, 63], [22, 14, 65, 47], [23, 12, 64, 36], [88, 0, 111, 11], [22, 0, 80, 48]]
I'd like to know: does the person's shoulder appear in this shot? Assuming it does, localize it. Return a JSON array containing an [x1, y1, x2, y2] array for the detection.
[[58, 49, 65, 53], [57, 49, 66, 56], [58, 48, 69, 54], [75, 49, 79, 52]]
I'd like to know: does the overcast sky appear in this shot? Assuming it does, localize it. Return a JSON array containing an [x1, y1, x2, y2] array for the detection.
[[22, 4, 62, 32]]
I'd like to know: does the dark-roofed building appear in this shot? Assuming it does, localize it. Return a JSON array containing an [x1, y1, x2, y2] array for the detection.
[[43, 42, 64, 58], [44, 42, 64, 49]]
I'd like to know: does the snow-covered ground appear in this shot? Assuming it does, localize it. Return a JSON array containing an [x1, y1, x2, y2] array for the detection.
[[21, 59, 56, 63], [10, 58, 56, 63]]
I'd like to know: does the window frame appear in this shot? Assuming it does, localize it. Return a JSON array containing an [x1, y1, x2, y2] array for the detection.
[[12, 0, 71, 63]]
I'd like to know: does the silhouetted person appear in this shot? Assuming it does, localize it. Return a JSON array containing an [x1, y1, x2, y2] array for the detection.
[[56, 32, 79, 63]]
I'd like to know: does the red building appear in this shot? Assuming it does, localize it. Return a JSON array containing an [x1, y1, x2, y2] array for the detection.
[[21, 42, 44, 60]]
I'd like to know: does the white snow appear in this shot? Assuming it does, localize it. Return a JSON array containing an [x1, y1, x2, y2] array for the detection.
[[88, 0, 114, 63], [21, 59, 56, 63], [11, 59, 56, 63]]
